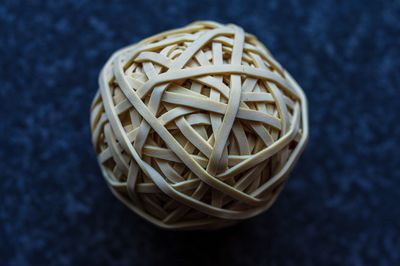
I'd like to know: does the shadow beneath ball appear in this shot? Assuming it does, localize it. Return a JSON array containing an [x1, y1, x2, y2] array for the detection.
[[74, 177, 310, 265], [145, 214, 281, 266]]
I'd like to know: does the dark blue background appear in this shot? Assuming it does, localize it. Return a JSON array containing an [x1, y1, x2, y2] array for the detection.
[[1, 0, 399, 265]]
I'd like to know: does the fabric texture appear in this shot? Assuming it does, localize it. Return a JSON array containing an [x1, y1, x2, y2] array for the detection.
[[0, 0, 399, 265]]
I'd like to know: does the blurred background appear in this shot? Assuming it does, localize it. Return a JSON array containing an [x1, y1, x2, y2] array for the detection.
[[0, 0, 399, 265]]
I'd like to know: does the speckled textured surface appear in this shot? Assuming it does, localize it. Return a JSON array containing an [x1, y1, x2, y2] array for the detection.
[[1, 0, 399, 265]]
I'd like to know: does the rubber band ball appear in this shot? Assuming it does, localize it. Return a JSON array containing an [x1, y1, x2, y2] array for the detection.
[[90, 21, 308, 229]]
